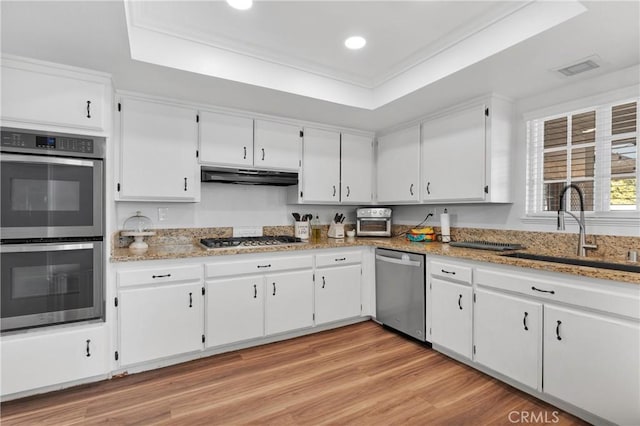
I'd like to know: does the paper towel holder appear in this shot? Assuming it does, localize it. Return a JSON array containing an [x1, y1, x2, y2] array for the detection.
[[441, 208, 451, 243]]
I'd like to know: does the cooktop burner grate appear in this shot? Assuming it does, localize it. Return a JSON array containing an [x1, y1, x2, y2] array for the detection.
[[200, 235, 302, 250], [449, 240, 525, 251]]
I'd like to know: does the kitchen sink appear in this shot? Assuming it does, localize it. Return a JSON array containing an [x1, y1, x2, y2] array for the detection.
[[501, 252, 640, 273]]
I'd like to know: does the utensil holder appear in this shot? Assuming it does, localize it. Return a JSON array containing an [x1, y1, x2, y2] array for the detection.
[[294, 221, 310, 240], [328, 222, 345, 239]]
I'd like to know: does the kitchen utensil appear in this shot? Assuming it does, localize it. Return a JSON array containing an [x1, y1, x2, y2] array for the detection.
[[292, 213, 300, 221]]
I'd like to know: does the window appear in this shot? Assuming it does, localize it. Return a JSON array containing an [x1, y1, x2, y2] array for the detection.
[[526, 99, 639, 216]]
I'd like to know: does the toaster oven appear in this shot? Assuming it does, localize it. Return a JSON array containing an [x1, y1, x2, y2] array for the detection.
[[356, 208, 392, 237]]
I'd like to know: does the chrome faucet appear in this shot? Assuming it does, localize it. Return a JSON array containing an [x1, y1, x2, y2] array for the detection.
[[557, 184, 597, 257]]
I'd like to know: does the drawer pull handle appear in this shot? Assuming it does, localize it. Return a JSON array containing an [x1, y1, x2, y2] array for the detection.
[[335, 257, 346, 262], [531, 286, 555, 295], [272, 282, 276, 296], [346, 186, 350, 197], [322, 276, 326, 288], [556, 320, 562, 340], [86, 339, 91, 357], [253, 284, 257, 298], [86, 100, 91, 118], [261, 148, 265, 161], [257, 264, 272, 269], [243, 146, 247, 160], [189, 292, 193, 308], [333, 185, 336, 197], [409, 183, 414, 196], [426, 181, 431, 195], [441, 269, 456, 275], [184, 177, 188, 191], [152, 274, 171, 279], [457, 294, 463, 310], [523, 312, 529, 331]]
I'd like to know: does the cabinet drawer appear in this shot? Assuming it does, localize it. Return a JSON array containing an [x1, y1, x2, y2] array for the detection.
[[206, 255, 313, 278], [316, 251, 362, 268], [430, 260, 472, 284], [118, 264, 202, 287], [476, 267, 640, 320]]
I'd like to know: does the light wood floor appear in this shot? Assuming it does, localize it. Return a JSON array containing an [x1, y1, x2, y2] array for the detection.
[[1, 321, 588, 425]]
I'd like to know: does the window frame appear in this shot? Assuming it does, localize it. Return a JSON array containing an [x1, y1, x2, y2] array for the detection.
[[523, 89, 640, 228]]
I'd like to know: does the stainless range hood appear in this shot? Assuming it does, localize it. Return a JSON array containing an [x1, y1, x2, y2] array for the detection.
[[201, 166, 298, 186]]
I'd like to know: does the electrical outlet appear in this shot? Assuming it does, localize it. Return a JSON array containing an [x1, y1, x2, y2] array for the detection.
[[233, 226, 262, 237], [158, 208, 168, 222]]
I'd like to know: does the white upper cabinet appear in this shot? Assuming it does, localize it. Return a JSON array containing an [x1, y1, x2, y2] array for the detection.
[[254, 119, 301, 170], [341, 133, 373, 203], [421, 96, 512, 203], [1, 56, 110, 134], [117, 97, 200, 202], [376, 125, 421, 203], [199, 111, 253, 167], [301, 127, 341, 203], [422, 105, 486, 201]]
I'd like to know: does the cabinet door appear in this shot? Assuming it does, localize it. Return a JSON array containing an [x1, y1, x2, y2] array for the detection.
[[1, 324, 108, 396], [474, 288, 542, 390], [265, 270, 313, 335], [254, 120, 301, 170], [377, 125, 420, 203], [544, 305, 640, 425], [422, 105, 486, 202], [119, 98, 199, 201], [199, 111, 253, 167], [315, 265, 361, 325], [301, 127, 340, 202], [206, 276, 264, 347], [1, 65, 107, 132], [341, 133, 373, 203], [430, 277, 472, 359], [119, 282, 203, 366]]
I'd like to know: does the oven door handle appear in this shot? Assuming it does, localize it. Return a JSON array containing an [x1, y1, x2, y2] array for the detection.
[[0, 242, 99, 253], [1, 153, 98, 167], [375, 255, 421, 267]]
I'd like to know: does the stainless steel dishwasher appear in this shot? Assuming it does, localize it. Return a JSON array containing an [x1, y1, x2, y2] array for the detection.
[[375, 248, 426, 341]]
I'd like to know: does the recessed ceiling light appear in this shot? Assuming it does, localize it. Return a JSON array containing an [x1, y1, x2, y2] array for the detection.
[[226, 0, 253, 11], [344, 36, 366, 50]]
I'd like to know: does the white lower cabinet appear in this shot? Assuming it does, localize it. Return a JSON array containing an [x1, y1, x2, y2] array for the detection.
[[315, 264, 361, 325], [474, 288, 542, 390], [265, 270, 314, 335], [1, 324, 108, 396], [206, 276, 265, 347], [430, 277, 473, 359], [118, 282, 204, 366], [543, 305, 640, 425]]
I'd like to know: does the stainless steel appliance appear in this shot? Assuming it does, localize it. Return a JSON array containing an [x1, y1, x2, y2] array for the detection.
[[375, 248, 426, 341], [1, 241, 104, 332], [1, 128, 105, 332], [201, 235, 302, 250], [1, 128, 104, 239], [356, 207, 392, 237]]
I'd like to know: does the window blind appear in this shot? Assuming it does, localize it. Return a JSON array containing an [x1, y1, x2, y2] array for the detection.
[[526, 98, 639, 215]]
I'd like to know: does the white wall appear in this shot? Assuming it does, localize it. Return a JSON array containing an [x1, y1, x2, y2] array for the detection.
[[394, 64, 640, 237], [115, 183, 359, 231]]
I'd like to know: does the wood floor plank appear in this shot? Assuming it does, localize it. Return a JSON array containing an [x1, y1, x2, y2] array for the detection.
[[1, 321, 589, 425]]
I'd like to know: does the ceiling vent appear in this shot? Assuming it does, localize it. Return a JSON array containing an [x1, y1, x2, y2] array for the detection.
[[556, 59, 600, 77]]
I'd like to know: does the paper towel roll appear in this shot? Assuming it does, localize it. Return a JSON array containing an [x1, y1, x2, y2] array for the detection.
[[441, 209, 451, 243]]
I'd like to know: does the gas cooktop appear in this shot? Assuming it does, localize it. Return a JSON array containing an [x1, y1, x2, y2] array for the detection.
[[200, 235, 303, 250]]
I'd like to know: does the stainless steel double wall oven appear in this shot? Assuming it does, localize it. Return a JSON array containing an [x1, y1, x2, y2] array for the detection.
[[0, 128, 105, 332]]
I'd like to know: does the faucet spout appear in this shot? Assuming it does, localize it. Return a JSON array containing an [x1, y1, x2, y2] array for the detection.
[[556, 184, 597, 257]]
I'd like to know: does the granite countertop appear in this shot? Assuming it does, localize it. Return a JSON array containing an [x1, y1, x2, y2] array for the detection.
[[111, 237, 640, 285]]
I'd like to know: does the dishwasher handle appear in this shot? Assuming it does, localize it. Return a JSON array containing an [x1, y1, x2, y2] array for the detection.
[[376, 254, 422, 267]]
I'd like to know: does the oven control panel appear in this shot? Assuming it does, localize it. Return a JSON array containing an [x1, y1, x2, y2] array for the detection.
[[1, 129, 104, 158]]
